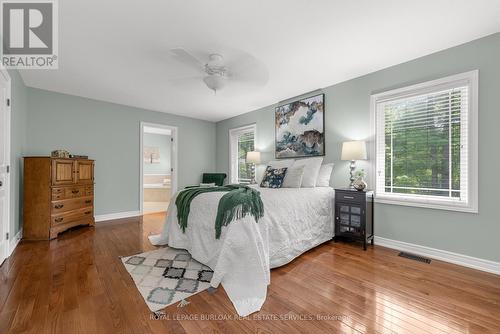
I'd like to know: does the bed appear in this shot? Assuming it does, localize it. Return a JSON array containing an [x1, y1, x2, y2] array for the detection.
[[149, 185, 334, 316]]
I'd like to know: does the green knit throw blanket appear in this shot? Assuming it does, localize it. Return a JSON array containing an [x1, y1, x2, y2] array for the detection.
[[175, 184, 264, 239]]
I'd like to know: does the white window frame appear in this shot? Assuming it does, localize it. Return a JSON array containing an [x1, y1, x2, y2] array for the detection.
[[370, 71, 478, 213], [229, 124, 256, 184]]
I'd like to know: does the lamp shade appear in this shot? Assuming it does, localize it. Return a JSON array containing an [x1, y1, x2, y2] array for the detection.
[[341, 141, 367, 161], [246, 151, 261, 164]]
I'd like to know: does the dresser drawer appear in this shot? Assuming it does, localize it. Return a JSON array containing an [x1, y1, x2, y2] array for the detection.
[[51, 191, 64, 200], [51, 196, 93, 214], [52, 186, 87, 200], [52, 207, 94, 226], [85, 185, 94, 196], [51, 187, 64, 200], [336, 191, 366, 203]]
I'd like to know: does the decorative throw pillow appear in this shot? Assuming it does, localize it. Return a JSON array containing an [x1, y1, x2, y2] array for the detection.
[[316, 163, 334, 187], [282, 165, 305, 188], [292, 157, 324, 187], [258, 159, 295, 184], [260, 166, 288, 188]]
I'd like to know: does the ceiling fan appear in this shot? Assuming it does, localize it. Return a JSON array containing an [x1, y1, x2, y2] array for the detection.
[[170, 48, 268, 94]]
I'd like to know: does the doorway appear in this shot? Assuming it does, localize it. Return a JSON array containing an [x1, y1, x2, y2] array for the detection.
[[0, 69, 11, 265], [140, 122, 177, 215]]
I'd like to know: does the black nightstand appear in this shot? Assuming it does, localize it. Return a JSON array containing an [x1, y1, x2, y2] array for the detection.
[[334, 188, 374, 250]]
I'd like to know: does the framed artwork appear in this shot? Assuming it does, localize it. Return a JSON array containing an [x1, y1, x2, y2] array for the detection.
[[275, 93, 325, 158], [144, 146, 160, 164]]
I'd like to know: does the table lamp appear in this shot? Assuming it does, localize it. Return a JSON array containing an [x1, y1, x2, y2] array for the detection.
[[246, 151, 261, 184], [341, 141, 367, 188]]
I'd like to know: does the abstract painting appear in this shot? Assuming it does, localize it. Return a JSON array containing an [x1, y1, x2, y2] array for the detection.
[[275, 94, 325, 158]]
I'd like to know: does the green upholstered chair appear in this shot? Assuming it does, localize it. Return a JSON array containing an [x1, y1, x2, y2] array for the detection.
[[201, 173, 227, 186]]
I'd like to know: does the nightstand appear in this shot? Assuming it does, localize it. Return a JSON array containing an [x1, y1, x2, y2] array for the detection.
[[334, 188, 374, 250]]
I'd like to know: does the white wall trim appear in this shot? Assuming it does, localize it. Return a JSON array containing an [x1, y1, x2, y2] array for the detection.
[[0, 68, 11, 264], [375, 236, 500, 275], [9, 228, 22, 256], [143, 126, 171, 136], [95, 211, 142, 223]]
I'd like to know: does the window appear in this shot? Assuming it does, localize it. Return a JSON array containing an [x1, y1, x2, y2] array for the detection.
[[229, 124, 256, 184], [371, 71, 478, 212]]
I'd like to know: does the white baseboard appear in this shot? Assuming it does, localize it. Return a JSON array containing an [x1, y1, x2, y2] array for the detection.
[[9, 228, 22, 256], [95, 211, 141, 223], [375, 236, 500, 275]]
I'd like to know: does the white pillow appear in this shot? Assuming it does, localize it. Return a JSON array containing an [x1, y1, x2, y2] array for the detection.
[[292, 157, 324, 187], [259, 159, 295, 184], [266, 159, 295, 168], [316, 163, 334, 187], [282, 165, 305, 188]]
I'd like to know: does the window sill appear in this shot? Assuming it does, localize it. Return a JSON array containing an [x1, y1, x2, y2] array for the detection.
[[374, 196, 478, 213]]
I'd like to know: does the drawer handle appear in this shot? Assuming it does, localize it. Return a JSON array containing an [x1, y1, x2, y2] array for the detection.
[[54, 204, 64, 209], [84, 211, 91, 215], [72, 189, 80, 194], [85, 200, 92, 204], [343, 196, 354, 199], [55, 217, 63, 223]]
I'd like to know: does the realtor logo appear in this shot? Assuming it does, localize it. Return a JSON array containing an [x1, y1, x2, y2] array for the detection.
[[1, 0, 58, 69]]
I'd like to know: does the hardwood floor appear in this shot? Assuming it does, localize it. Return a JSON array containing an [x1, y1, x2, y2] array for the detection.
[[1, 213, 500, 333]]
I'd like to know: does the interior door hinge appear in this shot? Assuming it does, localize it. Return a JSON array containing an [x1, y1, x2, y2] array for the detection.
[[6, 232, 9, 240], [6, 165, 9, 173], [171, 168, 174, 172], [6, 98, 10, 107], [171, 138, 173, 142]]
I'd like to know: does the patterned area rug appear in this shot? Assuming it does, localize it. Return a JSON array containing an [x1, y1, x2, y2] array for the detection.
[[121, 247, 214, 311]]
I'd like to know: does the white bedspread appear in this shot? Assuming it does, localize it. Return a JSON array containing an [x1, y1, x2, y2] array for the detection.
[[149, 186, 334, 316]]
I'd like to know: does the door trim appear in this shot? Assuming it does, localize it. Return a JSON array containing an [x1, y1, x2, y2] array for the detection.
[[139, 122, 178, 215], [0, 69, 11, 259]]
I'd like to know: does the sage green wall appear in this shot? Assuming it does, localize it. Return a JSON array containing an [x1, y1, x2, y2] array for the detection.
[[8, 70, 28, 236], [143, 133, 171, 175], [26, 88, 216, 216], [216, 33, 500, 262]]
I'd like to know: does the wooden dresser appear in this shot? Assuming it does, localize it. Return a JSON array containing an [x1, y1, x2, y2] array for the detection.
[[23, 157, 95, 240]]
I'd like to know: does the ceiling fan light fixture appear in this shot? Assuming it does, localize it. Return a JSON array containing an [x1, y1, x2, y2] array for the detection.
[[203, 74, 226, 94], [170, 48, 268, 94], [207, 54, 224, 67]]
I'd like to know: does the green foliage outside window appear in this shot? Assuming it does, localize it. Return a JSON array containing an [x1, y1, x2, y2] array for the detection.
[[384, 89, 463, 198], [238, 133, 255, 183]]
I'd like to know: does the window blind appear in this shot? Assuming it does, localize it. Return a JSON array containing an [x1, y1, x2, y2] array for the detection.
[[237, 131, 255, 183], [375, 85, 469, 204], [229, 125, 256, 184]]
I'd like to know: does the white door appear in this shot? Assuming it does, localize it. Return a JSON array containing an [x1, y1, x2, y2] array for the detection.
[[0, 70, 11, 264]]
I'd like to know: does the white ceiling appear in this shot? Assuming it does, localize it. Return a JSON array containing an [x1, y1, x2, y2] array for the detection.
[[20, 0, 500, 122]]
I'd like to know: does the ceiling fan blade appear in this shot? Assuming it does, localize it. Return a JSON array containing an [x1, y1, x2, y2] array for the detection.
[[168, 75, 204, 85], [170, 48, 205, 71], [227, 54, 269, 86]]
